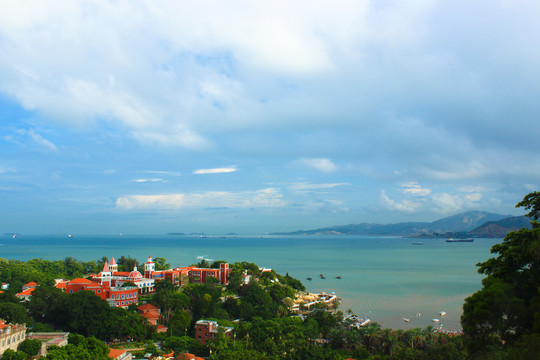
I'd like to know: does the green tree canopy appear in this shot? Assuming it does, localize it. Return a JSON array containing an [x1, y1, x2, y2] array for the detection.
[[462, 191, 540, 356]]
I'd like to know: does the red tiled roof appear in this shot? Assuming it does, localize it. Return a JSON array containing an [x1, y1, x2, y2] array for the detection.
[[108, 348, 127, 359], [102, 260, 109, 273], [137, 303, 159, 311], [177, 353, 204, 360], [24, 281, 38, 287], [69, 278, 93, 284], [16, 288, 35, 296], [110, 256, 117, 266], [141, 313, 159, 320], [55, 282, 67, 289], [156, 324, 168, 332]]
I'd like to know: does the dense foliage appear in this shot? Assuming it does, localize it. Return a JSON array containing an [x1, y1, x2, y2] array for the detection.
[[462, 191, 540, 358]]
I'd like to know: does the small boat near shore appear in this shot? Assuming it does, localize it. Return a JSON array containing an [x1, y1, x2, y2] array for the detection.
[[307, 276, 312, 280], [432, 318, 440, 322], [403, 318, 410, 322], [336, 276, 341, 279]]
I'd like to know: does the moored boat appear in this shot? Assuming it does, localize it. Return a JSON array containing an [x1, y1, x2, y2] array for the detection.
[[446, 238, 474, 242]]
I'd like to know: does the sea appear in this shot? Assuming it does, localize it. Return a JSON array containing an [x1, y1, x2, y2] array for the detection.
[[0, 234, 500, 331]]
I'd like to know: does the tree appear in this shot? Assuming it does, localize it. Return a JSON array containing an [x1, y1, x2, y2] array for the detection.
[[1, 349, 29, 360], [0, 302, 31, 325], [153, 257, 170, 271], [18, 339, 42, 357], [462, 191, 540, 355], [516, 191, 540, 222]]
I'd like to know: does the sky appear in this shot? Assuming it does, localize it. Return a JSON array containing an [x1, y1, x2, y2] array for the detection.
[[1, 0, 539, 234]]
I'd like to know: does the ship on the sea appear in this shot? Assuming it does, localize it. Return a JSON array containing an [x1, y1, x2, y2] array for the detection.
[[445, 238, 474, 242]]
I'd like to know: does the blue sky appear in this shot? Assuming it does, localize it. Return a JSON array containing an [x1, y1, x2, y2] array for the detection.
[[1, 0, 539, 234]]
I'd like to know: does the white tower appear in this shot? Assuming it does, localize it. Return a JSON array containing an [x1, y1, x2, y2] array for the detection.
[[109, 256, 118, 273], [144, 256, 155, 279]]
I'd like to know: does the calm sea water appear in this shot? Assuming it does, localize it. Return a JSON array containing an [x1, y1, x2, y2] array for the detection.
[[0, 234, 499, 331]]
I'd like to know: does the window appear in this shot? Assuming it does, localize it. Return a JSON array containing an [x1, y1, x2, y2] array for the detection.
[[97, 290, 101, 293], [70, 290, 73, 293], [116, 302, 119, 306], [122, 294, 125, 299]]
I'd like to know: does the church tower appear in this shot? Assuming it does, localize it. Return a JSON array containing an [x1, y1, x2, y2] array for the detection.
[[144, 256, 155, 279], [101, 260, 111, 287], [109, 256, 118, 273]]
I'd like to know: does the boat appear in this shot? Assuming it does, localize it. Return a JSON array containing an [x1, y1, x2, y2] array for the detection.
[[432, 318, 440, 322], [336, 276, 342, 279], [307, 276, 312, 280], [403, 318, 410, 322], [320, 274, 326, 279], [446, 238, 474, 242], [439, 311, 446, 316], [416, 313, 421, 317], [412, 242, 423, 245]]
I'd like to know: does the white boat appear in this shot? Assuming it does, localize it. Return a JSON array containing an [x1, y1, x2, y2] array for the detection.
[[403, 318, 410, 322], [432, 318, 440, 322], [359, 319, 371, 327], [439, 311, 446, 316]]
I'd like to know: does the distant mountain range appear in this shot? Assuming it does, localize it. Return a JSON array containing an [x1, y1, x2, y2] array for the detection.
[[470, 216, 532, 238], [273, 211, 531, 238]]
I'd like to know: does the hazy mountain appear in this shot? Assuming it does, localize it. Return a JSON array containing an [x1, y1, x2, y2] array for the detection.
[[274, 210, 512, 235], [470, 216, 532, 238], [428, 211, 509, 233]]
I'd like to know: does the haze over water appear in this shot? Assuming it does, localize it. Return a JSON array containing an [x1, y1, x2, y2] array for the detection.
[[1, 234, 498, 331]]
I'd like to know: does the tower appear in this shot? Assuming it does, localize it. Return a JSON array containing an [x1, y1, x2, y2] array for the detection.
[[144, 256, 155, 279], [101, 260, 111, 287], [109, 256, 118, 273]]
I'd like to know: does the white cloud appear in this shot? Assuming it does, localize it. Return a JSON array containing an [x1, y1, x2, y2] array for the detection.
[[116, 188, 286, 210], [297, 158, 338, 173], [15, 128, 57, 151], [379, 190, 421, 213], [431, 193, 463, 214], [116, 194, 185, 210], [193, 167, 237, 175], [131, 178, 164, 183], [289, 182, 350, 190], [401, 182, 431, 196], [465, 193, 482, 202]]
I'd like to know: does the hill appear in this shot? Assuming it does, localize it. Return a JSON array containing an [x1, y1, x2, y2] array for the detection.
[[274, 210, 511, 236], [470, 216, 532, 238]]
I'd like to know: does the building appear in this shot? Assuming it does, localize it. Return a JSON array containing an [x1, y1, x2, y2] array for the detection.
[[56, 256, 231, 309], [194, 320, 233, 344], [137, 303, 160, 326], [60, 266, 139, 309], [92, 258, 155, 294], [142, 256, 231, 286], [26, 332, 69, 356], [108, 348, 132, 360], [0, 320, 26, 354], [15, 282, 38, 301]]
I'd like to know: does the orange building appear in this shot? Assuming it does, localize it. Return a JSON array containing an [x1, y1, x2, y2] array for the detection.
[[194, 320, 233, 344], [143, 256, 231, 286], [62, 265, 139, 309], [136, 303, 161, 326]]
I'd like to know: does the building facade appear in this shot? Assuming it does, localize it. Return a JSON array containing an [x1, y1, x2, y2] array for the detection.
[[194, 320, 233, 344], [62, 275, 139, 309], [0, 320, 26, 354]]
